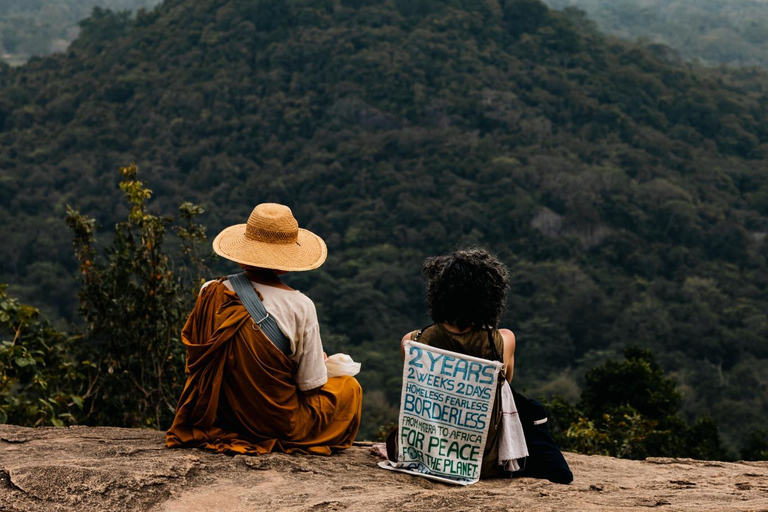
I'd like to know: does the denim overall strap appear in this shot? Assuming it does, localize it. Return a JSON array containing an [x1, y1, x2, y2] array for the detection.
[[228, 272, 292, 356]]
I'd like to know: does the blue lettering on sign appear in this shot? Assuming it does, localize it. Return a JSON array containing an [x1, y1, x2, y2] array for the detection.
[[399, 345, 502, 483], [467, 362, 482, 382], [453, 358, 468, 380], [403, 395, 487, 431], [479, 364, 496, 384], [427, 351, 442, 371], [408, 345, 424, 368], [414, 350, 497, 384], [439, 355, 455, 376]]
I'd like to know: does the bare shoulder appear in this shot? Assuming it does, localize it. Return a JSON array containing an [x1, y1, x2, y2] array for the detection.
[[498, 328, 515, 340], [499, 328, 516, 351]]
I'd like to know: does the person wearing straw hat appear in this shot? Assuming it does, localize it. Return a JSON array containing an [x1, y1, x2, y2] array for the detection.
[[166, 203, 362, 455]]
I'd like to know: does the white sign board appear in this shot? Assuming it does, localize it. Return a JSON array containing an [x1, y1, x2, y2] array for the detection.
[[379, 340, 503, 485]]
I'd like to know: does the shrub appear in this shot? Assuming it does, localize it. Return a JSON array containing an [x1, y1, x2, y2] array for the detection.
[[0, 285, 89, 426], [65, 163, 207, 428]]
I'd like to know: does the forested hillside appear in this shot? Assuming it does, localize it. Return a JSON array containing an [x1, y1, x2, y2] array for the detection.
[[0, 0, 162, 65], [544, 0, 768, 68], [1, 0, 768, 452]]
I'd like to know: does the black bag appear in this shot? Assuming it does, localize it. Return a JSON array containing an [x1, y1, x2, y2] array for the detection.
[[510, 389, 573, 484], [385, 385, 572, 484], [486, 329, 573, 484]]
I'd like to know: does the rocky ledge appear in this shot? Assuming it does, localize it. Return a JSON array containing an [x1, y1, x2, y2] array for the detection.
[[1, 424, 767, 511]]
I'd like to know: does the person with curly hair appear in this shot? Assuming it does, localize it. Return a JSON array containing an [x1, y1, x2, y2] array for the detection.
[[400, 248, 515, 478], [401, 248, 572, 483]]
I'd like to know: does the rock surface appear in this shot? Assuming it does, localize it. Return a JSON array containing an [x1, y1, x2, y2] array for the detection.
[[1, 424, 767, 511]]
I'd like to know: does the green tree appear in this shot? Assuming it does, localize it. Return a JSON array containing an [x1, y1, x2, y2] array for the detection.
[[0, 284, 89, 426], [554, 347, 726, 460], [65, 163, 207, 429], [580, 346, 681, 421], [741, 429, 768, 461], [502, 0, 551, 37]]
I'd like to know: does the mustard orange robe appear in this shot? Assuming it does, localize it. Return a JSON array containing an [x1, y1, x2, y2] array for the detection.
[[166, 280, 362, 455]]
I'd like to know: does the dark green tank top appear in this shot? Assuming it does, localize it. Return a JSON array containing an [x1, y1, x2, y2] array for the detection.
[[409, 324, 505, 478]]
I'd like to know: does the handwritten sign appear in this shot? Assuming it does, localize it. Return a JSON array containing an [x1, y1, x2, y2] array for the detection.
[[380, 340, 502, 485]]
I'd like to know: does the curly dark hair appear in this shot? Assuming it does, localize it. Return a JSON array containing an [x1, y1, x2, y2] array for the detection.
[[423, 248, 510, 331]]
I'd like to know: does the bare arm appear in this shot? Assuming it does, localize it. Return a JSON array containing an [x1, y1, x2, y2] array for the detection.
[[499, 328, 516, 383]]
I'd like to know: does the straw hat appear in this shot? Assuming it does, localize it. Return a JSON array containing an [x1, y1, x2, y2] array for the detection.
[[212, 203, 327, 271]]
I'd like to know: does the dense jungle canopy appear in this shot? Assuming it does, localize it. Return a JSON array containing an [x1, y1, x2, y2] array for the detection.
[[1, 0, 768, 453]]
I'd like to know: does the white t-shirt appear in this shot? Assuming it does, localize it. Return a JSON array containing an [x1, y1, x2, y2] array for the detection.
[[201, 279, 328, 391]]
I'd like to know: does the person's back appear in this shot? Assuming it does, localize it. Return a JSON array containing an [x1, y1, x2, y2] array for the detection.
[[407, 324, 506, 478], [401, 248, 572, 483], [166, 203, 362, 455]]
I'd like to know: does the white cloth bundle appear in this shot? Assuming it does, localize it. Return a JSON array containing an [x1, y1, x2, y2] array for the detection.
[[498, 380, 529, 472], [325, 353, 361, 377]]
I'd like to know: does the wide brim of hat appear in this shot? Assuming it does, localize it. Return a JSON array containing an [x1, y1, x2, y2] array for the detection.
[[212, 224, 327, 272]]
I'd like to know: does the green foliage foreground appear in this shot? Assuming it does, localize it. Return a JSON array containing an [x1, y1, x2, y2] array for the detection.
[[66, 163, 207, 428], [546, 347, 726, 460], [0, 164, 208, 429], [0, 284, 89, 426]]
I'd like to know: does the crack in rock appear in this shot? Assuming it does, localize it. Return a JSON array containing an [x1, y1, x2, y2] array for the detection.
[[0, 469, 43, 501], [1, 436, 32, 444]]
